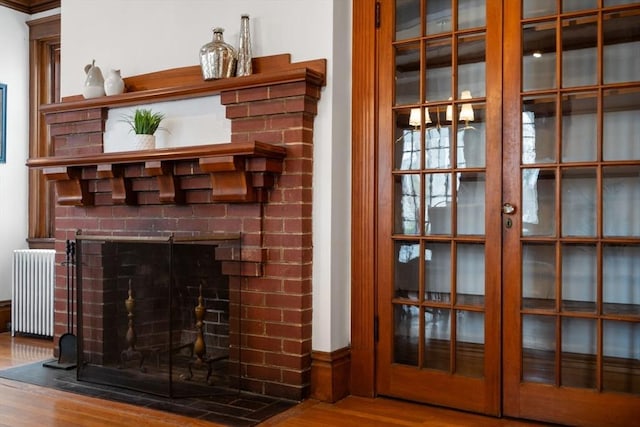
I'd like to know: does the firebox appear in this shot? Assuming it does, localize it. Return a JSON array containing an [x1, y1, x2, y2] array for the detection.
[[75, 233, 241, 398]]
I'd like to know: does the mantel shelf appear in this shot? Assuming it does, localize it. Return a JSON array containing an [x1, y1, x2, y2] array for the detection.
[[40, 54, 326, 114], [27, 142, 286, 206]]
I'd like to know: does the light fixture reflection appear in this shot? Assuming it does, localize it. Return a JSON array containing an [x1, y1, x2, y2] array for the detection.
[[459, 90, 474, 127], [409, 107, 432, 129]]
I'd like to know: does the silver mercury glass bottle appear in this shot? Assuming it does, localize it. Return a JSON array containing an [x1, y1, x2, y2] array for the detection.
[[236, 14, 252, 77], [200, 27, 237, 80]]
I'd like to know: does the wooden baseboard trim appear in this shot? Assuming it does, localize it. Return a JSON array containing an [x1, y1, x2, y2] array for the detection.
[[0, 300, 11, 333], [310, 346, 351, 403]]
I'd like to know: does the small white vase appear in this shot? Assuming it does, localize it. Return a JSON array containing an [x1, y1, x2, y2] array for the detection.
[[104, 69, 125, 96], [134, 134, 155, 150]]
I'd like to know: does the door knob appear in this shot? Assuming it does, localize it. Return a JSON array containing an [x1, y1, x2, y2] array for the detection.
[[502, 203, 516, 215]]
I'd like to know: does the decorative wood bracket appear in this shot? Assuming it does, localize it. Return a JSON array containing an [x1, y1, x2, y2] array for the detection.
[[43, 166, 94, 206], [29, 142, 286, 206], [96, 164, 134, 205], [145, 160, 184, 204]]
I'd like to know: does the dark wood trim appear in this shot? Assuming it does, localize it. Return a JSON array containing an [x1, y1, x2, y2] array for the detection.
[[0, 301, 11, 333], [350, 0, 377, 397], [26, 14, 60, 38], [310, 347, 351, 403], [27, 14, 59, 248], [0, 0, 59, 14]]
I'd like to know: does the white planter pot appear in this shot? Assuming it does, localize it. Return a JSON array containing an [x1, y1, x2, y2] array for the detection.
[[134, 134, 155, 150]]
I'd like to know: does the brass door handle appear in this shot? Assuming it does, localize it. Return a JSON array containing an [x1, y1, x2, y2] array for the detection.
[[502, 203, 516, 215]]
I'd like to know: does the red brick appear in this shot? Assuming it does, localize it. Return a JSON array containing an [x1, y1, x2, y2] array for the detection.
[[241, 290, 266, 307], [236, 87, 270, 103], [49, 119, 105, 136], [263, 263, 310, 280], [282, 141, 313, 159], [265, 352, 310, 370], [282, 309, 312, 324], [192, 204, 227, 217], [278, 173, 313, 189], [250, 99, 286, 116], [227, 203, 261, 218], [263, 218, 284, 233], [246, 130, 284, 144], [283, 278, 313, 294], [246, 364, 282, 382], [239, 348, 266, 365], [220, 90, 238, 105], [241, 217, 261, 234], [244, 306, 282, 322], [230, 132, 251, 143], [269, 113, 307, 130], [265, 323, 306, 340], [282, 369, 311, 386], [245, 277, 281, 292], [269, 82, 309, 99], [244, 335, 282, 352], [283, 339, 312, 355], [232, 117, 268, 133], [263, 232, 312, 249], [242, 319, 266, 335], [283, 159, 314, 176], [264, 204, 312, 219], [283, 128, 314, 143], [225, 104, 249, 119], [264, 293, 304, 311], [46, 108, 106, 124]]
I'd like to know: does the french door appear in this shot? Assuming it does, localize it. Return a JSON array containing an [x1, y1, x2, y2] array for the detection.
[[375, 1, 640, 425]]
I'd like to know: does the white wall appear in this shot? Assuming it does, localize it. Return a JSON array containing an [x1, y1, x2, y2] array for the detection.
[[0, 7, 30, 301], [61, 0, 352, 352]]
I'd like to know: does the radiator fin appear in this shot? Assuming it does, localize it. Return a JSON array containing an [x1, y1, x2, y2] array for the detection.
[[11, 249, 55, 337]]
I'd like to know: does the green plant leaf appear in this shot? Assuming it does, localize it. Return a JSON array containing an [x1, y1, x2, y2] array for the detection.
[[121, 108, 165, 135]]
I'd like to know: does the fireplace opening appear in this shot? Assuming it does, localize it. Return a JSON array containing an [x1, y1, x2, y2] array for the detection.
[[75, 233, 241, 398]]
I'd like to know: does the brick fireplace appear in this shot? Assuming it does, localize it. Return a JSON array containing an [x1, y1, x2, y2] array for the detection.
[[29, 55, 326, 400]]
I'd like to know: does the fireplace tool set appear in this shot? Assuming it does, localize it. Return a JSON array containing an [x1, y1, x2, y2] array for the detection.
[[43, 240, 77, 370]]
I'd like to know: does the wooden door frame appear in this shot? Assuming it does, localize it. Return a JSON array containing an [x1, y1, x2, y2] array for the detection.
[[27, 14, 60, 249], [350, 0, 377, 396]]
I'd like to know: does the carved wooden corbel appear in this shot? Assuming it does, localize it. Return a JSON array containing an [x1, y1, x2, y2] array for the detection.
[[200, 155, 255, 202], [97, 164, 134, 205], [144, 160, 184, 204], [43, 166, 93, 206]]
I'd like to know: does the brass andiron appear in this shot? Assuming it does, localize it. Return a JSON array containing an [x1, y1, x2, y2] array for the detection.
[[120, 279, 145, 371], [194, 283, 206, 363], [184, 282, 213, 384]]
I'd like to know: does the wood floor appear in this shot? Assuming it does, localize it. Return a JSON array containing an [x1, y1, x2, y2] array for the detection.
[[0, 333, 546, 426]]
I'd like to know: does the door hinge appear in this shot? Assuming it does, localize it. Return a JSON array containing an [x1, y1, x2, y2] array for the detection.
[[375, 2, 381, 29], [374, 315, 379, 342]]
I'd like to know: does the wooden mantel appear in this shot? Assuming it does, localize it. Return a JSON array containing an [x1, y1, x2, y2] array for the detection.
[[40, 54, 326, 114], [28, 54, 326, 206], [27, 142, 286, 206]]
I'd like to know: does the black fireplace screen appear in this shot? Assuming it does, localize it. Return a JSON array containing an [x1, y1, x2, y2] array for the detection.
[[75, 233, 241, 398]]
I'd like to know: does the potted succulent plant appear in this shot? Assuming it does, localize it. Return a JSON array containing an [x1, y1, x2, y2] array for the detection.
[[123, 108, 166, 150]]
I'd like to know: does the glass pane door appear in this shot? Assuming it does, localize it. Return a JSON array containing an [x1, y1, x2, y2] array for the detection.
[[378, 0, 501, 415], [503, 2, 640, 425]]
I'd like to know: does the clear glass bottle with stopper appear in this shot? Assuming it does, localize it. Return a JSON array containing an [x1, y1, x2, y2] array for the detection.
[[199, 27, 237, 80], [236, 14, 252, 77]]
